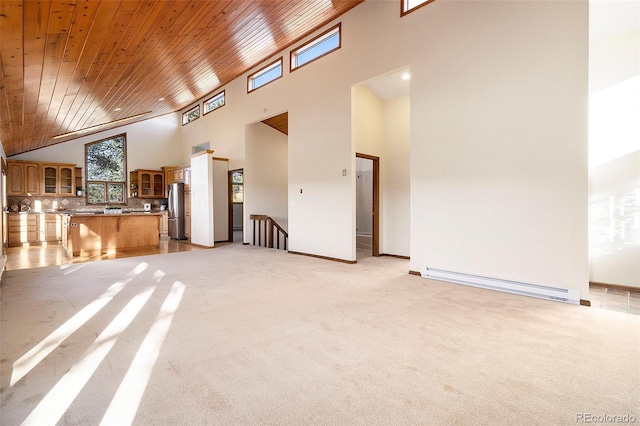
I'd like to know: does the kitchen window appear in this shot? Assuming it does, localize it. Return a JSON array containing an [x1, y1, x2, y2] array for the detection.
[[85, 134, 127, 204]]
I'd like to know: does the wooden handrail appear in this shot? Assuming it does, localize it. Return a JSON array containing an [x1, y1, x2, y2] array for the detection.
[[250, 214, 288, 250]]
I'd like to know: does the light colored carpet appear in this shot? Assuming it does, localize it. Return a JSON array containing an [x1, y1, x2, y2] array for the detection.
[[1, 244, 638, 425]]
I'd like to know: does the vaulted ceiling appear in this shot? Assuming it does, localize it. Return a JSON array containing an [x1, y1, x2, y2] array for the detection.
[[0, 0, 364, 157]]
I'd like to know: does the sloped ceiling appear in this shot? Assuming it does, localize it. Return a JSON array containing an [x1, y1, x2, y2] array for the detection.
[[0, 0, 364, 156]]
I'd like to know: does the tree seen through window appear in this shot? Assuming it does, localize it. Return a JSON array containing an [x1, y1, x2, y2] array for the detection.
[[85, 134, 126, 204]]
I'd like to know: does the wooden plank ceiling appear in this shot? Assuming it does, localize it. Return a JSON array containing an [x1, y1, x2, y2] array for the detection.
[[262, 112, 287, 135], [0, 0, 364, 157]]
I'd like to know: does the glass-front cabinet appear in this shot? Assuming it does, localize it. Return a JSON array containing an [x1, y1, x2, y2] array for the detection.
[[140, 172, 152, 197], [42, 166, 57, 194], [41, 165, 75, 195], [59, 167, 74, 195], [153, 173, 163, 197], [6, 160, 78, 197], [130, 169, 165, 198]]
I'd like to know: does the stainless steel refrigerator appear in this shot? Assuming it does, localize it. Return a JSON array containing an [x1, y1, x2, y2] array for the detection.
[[167, 182, 187, 240]]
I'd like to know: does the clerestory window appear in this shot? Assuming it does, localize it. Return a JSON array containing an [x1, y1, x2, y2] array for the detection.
[[182, 105, 200, 125], [290, 24, 341, 71], [248, 58, 283, 93], [401, 0, 435, 16]]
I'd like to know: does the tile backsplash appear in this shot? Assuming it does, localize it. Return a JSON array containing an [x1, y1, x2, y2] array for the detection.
[[7, 196, 167, 213]]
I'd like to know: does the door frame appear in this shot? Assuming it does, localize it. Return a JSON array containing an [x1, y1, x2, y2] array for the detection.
[[228, 168, 244, 243], [355, 153, 380, 256]]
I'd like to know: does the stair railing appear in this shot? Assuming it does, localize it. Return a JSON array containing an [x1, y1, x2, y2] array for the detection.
[[250, 214, 288, 250]]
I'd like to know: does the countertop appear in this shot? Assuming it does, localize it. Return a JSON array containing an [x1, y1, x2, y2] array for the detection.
[[7, 210, 167, 215], [67, 211, 166, 217]]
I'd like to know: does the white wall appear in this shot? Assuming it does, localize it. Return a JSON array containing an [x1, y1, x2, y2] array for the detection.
[[190, 152, 214, 247], [179, 0, 589, 296], [409, 0, 589, 298], [382, 95, 410, 257], [352, 85, 384, 252], [244, 122, 288, 243], [352, 85, 385, 156], [352, 85, 411, 257], [10, 114, 182, 173], [11, 0, 588, 300], [179, 75, 290, 171]]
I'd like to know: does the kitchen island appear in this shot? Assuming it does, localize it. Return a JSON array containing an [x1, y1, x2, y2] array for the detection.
[[62, 212, 163, 257]]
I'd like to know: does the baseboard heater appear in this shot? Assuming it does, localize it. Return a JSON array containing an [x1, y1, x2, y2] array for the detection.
[[421, 267, 580, 305]]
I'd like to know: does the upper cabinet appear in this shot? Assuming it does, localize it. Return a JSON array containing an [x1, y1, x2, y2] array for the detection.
[[7, 160, 77, 196], [174, 165, 191, 190], [130, 169, 165, 198], [8, 161, 40, 195], [163, 166, 176, 188], [163, 164, 191, 195], [41, 165, 75, 196]]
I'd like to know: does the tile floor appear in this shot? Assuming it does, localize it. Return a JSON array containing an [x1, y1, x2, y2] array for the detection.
[[3, 236, 201, 271], [589, 284, 640, 315]]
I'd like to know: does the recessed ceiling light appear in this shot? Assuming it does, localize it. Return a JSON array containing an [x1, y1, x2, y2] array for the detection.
[[401, 72, 411, 81], [114, 107, 122, 111]]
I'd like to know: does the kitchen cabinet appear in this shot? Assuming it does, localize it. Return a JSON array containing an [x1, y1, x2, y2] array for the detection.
[[41, 214, 62, 241], [7, 161, 41, 196], [160, 212, 169, 235], [184, 189, 191, 238], [41, 164, 75, 196], [8, 214, 39, 246], [167, 164, 191, 189], [8, 214, 38, 246], [163, 164, 191, 198], [8, 213, 63, 246], [7, 160, 77, 197], [75, 167, 83, 195], [130, 169, 165, 198], [183, 167, 191, 191], [162, 166, 175, 197], [63, 213, 160, 257], [174, 167, 184, 183], [62, 215, 70, 249]]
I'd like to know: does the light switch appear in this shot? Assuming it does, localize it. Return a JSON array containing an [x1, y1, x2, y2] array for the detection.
[[342, 169, 347, 176], [300, 188, 303, 193]]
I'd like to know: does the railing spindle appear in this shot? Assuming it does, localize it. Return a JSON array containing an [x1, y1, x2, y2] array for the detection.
[[250, 214, 287, 251]]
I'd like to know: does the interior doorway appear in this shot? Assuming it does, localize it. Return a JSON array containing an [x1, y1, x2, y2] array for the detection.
[[229, 169, 244, 242], [356, 153, 379, 259]]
